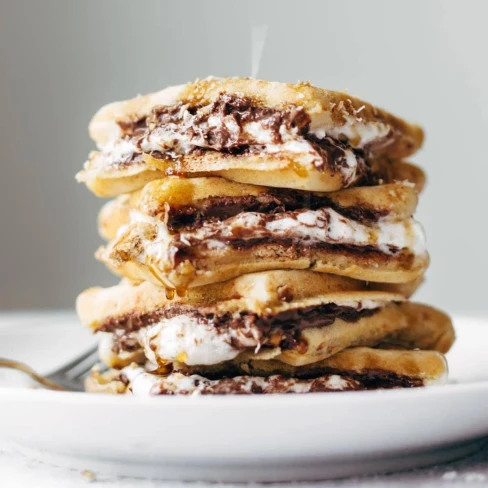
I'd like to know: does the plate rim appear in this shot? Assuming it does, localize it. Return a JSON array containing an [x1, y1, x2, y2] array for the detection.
[[1, 376, 488, 407]]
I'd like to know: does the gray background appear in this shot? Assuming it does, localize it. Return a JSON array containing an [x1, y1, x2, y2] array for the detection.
[[0, 0, 484, 314]]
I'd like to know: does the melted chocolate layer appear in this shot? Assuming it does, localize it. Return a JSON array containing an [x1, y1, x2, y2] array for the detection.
[[99, 303, 380, 333], [114, 94, 375, 183], [182, 363, 423, 388], [97, 302, 381, 354], [116, 370, 422, 395], [172, 237, 404, 264], [156, 189, 387, 231], [151, 93, 311, 152]]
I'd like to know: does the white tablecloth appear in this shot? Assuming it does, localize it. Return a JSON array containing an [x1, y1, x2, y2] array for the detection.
[[2, 440, 488, 488]]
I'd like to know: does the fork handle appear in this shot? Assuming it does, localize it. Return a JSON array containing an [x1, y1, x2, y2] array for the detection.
[[0, 359, 68, 391]]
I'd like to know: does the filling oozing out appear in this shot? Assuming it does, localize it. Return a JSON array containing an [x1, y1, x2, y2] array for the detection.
[[89, 94, 380, 186]]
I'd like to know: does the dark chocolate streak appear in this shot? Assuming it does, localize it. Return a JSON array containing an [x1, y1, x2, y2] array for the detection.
[[115, 94, 376, 182], [160, 189, 387, 231], [173, 238, 403, 263], [118, 118, 147, 136], [179, 359, 423, 389], [120, 371, 422, 395], [97, 303, 380, 356], [153, 93, 311, 152], [119, 94, 309, 145], [214, 370, 421, 393], [192, 363, 422, 389], [110, 330, 141, 354]]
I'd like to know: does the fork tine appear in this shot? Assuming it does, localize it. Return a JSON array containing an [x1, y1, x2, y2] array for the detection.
[[0, 346, 99, 392], [50, 345, 98, 376], [62, 349, 100, 380]]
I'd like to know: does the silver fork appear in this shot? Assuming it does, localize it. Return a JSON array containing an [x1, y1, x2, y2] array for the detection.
[[0, 345, 99, 392]]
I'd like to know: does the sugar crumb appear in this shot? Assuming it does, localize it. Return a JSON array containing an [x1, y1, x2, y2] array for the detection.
[[81, 469, 96, 482], [442, 471, 458, 480]]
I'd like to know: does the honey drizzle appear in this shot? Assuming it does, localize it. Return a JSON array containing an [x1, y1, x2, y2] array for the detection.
[[289, 160, 309, 178], [152, 359, 173, 375], [176, 287, 188, 298], [147, 264, 167, 287]]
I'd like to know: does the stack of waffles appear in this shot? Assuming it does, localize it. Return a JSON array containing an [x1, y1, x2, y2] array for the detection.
[[76, 78, 454, 395]]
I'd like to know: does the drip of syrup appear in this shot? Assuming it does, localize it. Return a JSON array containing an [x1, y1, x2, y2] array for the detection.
[[153, 359, 173, 375], [176, 287, 188, 298]]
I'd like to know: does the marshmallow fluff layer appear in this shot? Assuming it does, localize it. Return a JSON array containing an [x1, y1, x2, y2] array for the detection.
[[123, 367, 365, 395], [111, 364, 446, 396], [137, 299, 388, 366], [122, 206, 427, 268], [88, 94, 371, 187]]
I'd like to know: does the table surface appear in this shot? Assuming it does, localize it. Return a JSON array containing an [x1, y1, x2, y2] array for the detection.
[[2, 440, 488, 488]]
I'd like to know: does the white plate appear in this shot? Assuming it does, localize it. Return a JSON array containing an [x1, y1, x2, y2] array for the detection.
[[0, 313, 487, 482]]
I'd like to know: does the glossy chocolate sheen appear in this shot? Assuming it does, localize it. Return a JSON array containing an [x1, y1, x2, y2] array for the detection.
[[97, 303, 381, 338], [154, 190, 388, 231], [115, 94, 375, 182]]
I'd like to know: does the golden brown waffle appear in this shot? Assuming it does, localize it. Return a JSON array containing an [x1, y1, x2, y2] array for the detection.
[[77, 270, 410, 331]]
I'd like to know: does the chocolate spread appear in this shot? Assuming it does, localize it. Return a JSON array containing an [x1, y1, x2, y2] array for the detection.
[[113, 94, 375, 184], [97, 303, 380, 355], [158, 189, 387, 231], [171, 232, 404, 267], [177, 238, 401, 256], [148, 371, 422, 395], [118, 118, 147, 137], [120, 94, 309, 145], [110, 330, 142, 354], [151, 94, 311, 151]]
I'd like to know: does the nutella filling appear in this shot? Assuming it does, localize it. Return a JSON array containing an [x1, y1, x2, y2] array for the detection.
[[137, 206, 426, 268], [97, 302, 381, 335], [104, 205, 425, 292], [99, 303, 382, 366], [94, 94, 377, 187], [155, 189, 388, 232], [116, 368, 424, 396], [109, 330, 141, 354]]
